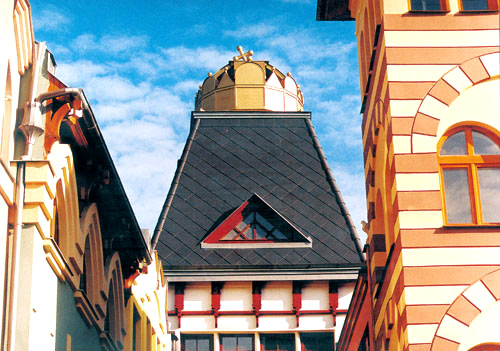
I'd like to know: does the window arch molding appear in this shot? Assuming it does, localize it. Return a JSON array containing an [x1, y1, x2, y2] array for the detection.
[[409, 52, 499, 152], [437, 122, 500, 225], [430, 268, 500, 350], [102, 252, 126, 350]]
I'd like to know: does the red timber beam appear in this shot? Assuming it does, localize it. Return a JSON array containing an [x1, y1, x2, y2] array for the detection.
[[329, 281, 339, 326], [174, 283, 185, 328]]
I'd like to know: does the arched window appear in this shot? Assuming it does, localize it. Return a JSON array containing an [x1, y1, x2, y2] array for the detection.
[[438, 125, 500, 225]]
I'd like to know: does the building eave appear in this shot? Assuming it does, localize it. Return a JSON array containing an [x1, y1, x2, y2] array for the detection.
[[164, 264, 363, 282]]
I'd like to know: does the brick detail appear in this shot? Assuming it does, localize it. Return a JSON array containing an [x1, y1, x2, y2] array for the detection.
[[405, 305, 448, 324], [394, 154, 438, 173], [460, 57, 490, 84], [389, 82, 433, 99], [430, 269, 500, 349], [392, 117, 414, 135], [481, 269, 500, 300], [412, 113, 440, 136], [447, 296, 481, 326], [408, 344, 432, 351], [428, 80, 459, 106], [409, 53, 496, 140], [431, 336, 459, 351], [397, 191, 441, 211]]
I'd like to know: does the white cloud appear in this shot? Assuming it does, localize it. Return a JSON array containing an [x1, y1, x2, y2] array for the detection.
[[161, 46, 235, 73], [71, 34, 149, 54], [71, 34, 97, 52], [55, 60, 108, 86], [102, 120, 185, 230], [315, 94, 362, 149], [172, 80, 201, 95], [330, 166, 367, 245], [33, 7, 70, 31], [100, 35, 149, 53], [85, 76, 149, 101]]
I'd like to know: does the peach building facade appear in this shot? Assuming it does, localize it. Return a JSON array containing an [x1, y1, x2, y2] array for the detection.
[[317, 0, 499, 350]]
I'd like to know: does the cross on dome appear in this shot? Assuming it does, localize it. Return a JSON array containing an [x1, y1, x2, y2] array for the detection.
[[233, 45, 253, 62]]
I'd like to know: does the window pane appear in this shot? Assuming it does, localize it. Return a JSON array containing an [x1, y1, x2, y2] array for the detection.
[[277, 334, 294, 351], [262, 334, 294, 351], [237, 336, 254, 351], [255, 224, 268, 239], [222, 229, 238, 240], [301, 333, 334, 351], [443, 168, 473, 224], [256, 212, 273, 231], [462, 0, 489, 10], [237, 218, 250, 231], [184, 339, 197, 351], [411, 0, 443, 10], [221, 336, 237, 351], [472, 131, 500, 155], [198, 338, 210, 351], [182, 335, 212, 351], [271, 228, 287, 240], [440, 131, 467, 155], [478, 168, 500, 223], [262, 334, 277, 351]]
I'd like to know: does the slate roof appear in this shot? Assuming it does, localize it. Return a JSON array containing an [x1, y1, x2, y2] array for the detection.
[[153, 111, 364, 271]]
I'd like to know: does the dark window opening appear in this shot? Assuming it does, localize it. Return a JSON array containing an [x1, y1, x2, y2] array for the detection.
[[410, 0, 447, 10], [300, 332, 334, 351], [261, 334, 295, 351], [181, 334, 213, 351]]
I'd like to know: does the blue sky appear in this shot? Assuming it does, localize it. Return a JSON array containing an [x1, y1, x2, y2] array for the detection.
[[31, 0, 367, 242]]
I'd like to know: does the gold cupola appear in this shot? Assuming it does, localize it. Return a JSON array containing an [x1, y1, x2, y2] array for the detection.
[[195, 46, 304, 112]]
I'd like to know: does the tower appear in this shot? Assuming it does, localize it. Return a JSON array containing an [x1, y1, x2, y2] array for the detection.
[[317, 0, 500, 350], [151, 48, 364, 351]]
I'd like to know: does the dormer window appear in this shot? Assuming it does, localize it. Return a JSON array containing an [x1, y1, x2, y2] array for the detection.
[[438, 125, 500, 225], [202, 194, 312, 248]]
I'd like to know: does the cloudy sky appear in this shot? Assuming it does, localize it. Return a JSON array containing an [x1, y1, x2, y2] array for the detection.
[[31, 0, 367, 243]]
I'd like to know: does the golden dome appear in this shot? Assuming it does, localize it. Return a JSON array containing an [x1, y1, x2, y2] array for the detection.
[[195, 46, 304, 112]]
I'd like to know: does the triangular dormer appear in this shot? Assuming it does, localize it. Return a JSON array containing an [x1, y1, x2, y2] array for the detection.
[[201, 194, 312, 249]]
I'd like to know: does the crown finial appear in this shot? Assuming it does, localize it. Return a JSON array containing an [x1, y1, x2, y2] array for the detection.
[[233, 46, 254, 62]]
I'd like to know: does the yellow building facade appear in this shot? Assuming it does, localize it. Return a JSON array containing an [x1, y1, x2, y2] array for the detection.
[[317, 0, 499, 350], [0, 1, 169, 350]]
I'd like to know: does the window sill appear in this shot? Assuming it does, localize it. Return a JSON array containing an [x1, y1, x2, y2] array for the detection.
[[442, 224, 500, 229], [407, 9, 450, 14], [458, 9, 499, 13]]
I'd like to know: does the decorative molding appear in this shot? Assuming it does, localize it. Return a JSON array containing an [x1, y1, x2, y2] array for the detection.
[[74, 290, 99, 328]]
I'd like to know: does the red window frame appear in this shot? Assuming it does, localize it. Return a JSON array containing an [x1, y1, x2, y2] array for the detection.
[[460, 0, 499, 11]]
